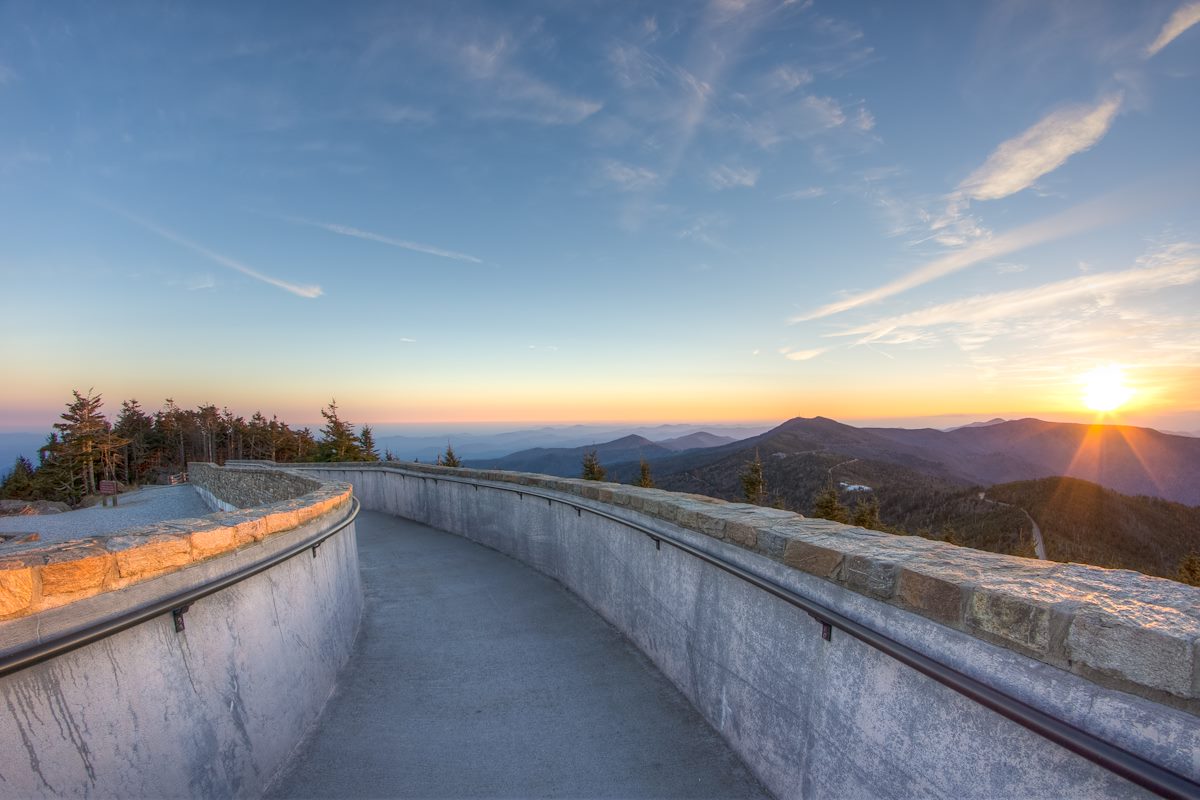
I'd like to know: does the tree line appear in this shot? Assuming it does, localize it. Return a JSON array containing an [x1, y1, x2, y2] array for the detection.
[[1, 389, 380, 506]]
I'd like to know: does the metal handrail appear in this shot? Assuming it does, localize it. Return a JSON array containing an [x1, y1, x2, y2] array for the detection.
[[0, 497, 359, 680], [309, 464, 1199, 800]]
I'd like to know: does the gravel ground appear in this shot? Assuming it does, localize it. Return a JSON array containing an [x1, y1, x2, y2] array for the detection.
[[0, 485, 212, 546]]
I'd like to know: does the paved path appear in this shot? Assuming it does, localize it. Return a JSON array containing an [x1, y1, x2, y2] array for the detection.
[[267, 511, 768, 800], [0, 485, 210, 546]]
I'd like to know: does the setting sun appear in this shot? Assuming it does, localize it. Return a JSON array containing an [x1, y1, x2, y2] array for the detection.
[[1081, 365, 1135, 412]]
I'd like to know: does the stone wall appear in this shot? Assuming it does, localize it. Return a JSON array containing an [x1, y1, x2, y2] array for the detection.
[[0, 466, 350, 620], [189, 461, 322, 509], [287, 461, 1199, 800]]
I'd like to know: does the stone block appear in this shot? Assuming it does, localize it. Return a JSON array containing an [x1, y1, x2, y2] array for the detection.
[[723, 520, 757, 548], [0, 560, 34, 617], [783, 538, 844, 579], [895, 567, 970, 628], [691, 510, 728, 538], [1067, 611, 1196, 698], [968, 589, 1050, 655], [106, 533, 192, 581], [189, 521, 241, 559], [754, 527, 789, 559], [841, 553, 906, 599], [38, 542, 113, 599], [608, 489, 633, 507]]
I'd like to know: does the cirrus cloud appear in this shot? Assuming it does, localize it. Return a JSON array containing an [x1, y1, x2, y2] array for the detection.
[[957, 94, 1123, 203]]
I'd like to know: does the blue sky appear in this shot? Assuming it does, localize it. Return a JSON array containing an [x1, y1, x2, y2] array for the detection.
[[2, 0, 1198, 432]]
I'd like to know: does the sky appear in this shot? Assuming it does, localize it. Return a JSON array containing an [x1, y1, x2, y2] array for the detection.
[[2, 0, 1199, 434]]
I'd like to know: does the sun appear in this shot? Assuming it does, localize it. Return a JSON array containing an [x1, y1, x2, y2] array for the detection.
[[1081, 364, 1134, 412]]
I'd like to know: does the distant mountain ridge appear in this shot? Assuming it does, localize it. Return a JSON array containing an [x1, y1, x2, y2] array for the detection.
[[467, 435, 675, 477], [864, 417, 1200, 505], [654, 431, 738, 451], [453, 415, 1199, 507]]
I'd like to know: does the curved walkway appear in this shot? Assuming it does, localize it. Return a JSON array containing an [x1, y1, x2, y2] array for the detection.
[[267, 511, 768, 799]]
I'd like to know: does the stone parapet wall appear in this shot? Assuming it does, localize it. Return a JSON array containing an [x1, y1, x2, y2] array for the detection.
[[286, 460, 1200, 712], [189, 461, 322, 509], [0, 466, 351, 621]]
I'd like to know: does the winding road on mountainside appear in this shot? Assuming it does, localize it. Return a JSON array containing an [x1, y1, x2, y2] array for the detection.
[[828, 457, 859, 480], [979, 491, 1047, 560]]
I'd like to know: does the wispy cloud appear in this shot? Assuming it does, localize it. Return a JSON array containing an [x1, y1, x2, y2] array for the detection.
[[779, 347, 827, 361], [116, 210, 323, 299], [709, 164, 759, 189], [0, 63, 14, 85], [778, 186, 826, 200], [458, 35, 601, 125], [288, 218, 482, 264], [834, 246, 1200, 345], [1146, 2, 1200, 57], [957, 95, 1122, 202], [793, 187, 1144, 321], [186, 274, 216, 291], [600, 160, 660, 192], [369, 103, 435, 125]]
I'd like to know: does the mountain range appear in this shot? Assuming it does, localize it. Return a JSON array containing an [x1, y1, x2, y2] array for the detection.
[[466, 415, 1199, 575], [467, 432, 736, 476]]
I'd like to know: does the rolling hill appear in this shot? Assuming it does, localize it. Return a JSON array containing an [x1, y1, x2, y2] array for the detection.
[[987, 477, 1200, 581]]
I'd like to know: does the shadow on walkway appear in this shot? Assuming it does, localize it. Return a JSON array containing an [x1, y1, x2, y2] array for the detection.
[[268, 510, 768, 799]]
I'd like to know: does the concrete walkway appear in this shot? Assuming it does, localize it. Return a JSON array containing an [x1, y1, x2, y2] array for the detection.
[[267, 511, 769, 799], [0, 485, 210, 546]]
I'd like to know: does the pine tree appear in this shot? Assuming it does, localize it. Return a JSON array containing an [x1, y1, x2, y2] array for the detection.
[[581, 450, 606, 481], [114, 399, 155, 483], [0, 456, 36, 499], [851, 494, 881, 530], [1177, 553, 1200, 587], [383, 449, 397, 462], [53, 389, 127, 501], [316, 400, 364, 462], [438, 444, 462, 468], [358, 425, 380, 462], [636, 459, 655, 488], [812, 486, 848, 523], [740, 450, 766, 505]]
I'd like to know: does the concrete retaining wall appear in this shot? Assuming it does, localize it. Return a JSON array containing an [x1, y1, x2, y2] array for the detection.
[[0, 467, 363, 799], [292, 463, 1199, 800]]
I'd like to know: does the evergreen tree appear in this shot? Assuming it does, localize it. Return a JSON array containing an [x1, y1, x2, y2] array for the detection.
[[0, 456, 36, 499], [383, 449, 397, 462], [1177, 553, 1200, 587], [358, 425, 380, 462], [636, 459, 655, 488], [114, 399, 155, 483], [851, 494, 881, 530], [316, 400, 364, 462], [438, 444, 462, 468], [740, 450, 766, 505], [53, 389, 127, 500], [581, 450, 606, 481], [812, 486, 848, 523]]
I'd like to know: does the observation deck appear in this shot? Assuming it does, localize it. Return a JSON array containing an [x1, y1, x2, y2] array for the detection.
[[1, 461, 1197, 799]]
